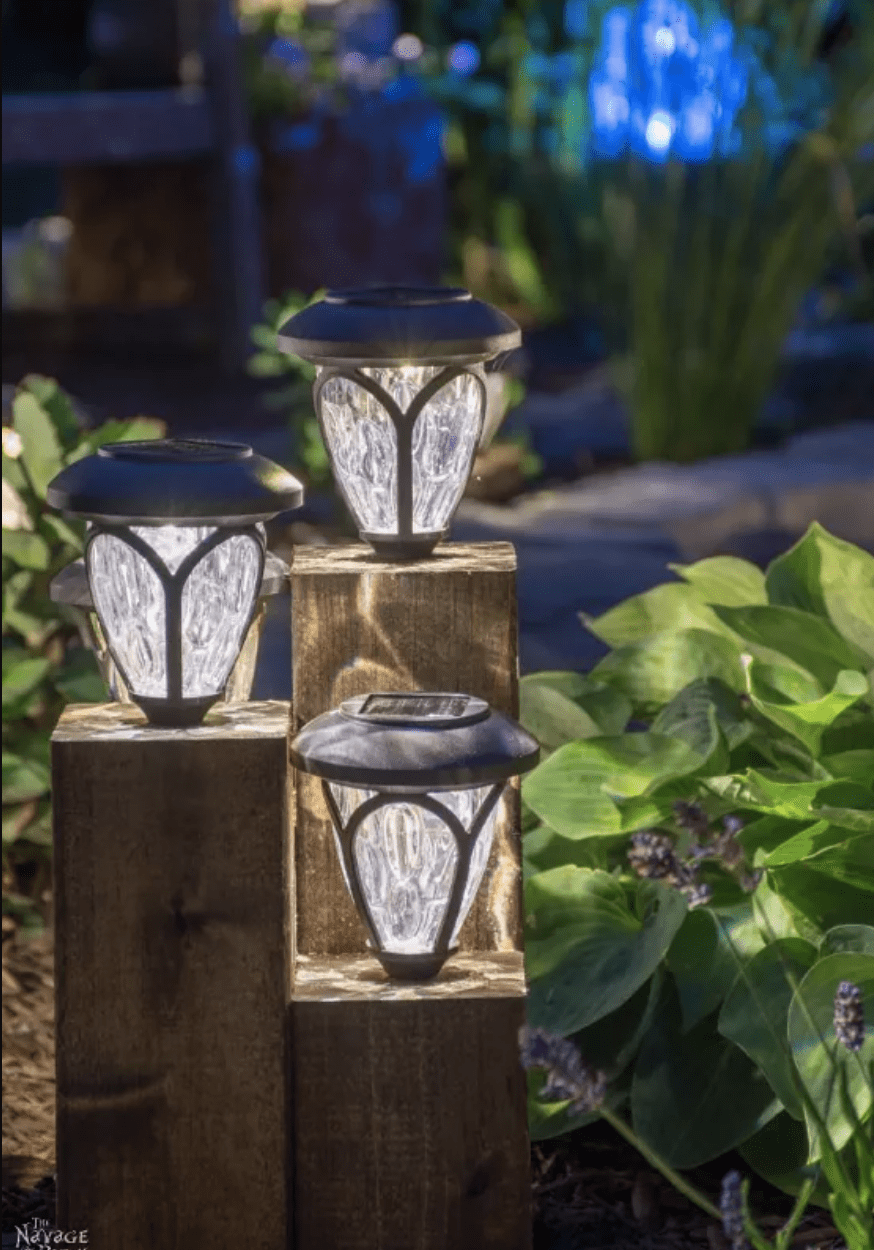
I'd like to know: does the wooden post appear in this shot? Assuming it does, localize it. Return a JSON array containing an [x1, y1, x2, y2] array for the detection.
[[51, 700, 292, 1250], [289, 543, 531, 1250]]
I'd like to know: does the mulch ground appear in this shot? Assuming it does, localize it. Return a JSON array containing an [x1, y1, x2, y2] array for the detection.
[[1, 921, 847, 1249]]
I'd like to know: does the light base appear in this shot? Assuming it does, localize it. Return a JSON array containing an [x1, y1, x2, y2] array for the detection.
[[360, 530, 445, 562], [132, 694, 221, 728], [371, 946, 458, 982]]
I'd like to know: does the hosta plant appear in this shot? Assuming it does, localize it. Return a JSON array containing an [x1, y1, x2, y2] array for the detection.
[[518, 522, 873, 1223], [2, 376, 163, 931]]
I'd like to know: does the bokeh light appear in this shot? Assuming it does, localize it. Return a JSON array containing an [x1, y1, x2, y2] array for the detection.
[[448, 41, 481, 77]]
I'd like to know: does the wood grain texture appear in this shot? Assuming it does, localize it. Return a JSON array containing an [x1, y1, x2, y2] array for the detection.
[[51, 701, 292, 1250], [290, 542, 523, 956], [290, 952, 531, 1250]]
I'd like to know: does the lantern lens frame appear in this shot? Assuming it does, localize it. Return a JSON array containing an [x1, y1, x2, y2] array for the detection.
[[46, 439, 304, 726], [83, 522, 266, 726], [277, 287, 521, 561], [289, 693, 539, 979], [312, 363, 488, 560]]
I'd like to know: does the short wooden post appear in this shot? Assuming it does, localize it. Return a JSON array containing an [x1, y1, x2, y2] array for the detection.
[[289, 543, 531, 1250], [51, 701, 292, 1250]]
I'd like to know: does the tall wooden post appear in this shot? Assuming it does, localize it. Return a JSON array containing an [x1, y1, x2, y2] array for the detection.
[[289, 543, 531, 1250], [51, 700, 292, 1250]]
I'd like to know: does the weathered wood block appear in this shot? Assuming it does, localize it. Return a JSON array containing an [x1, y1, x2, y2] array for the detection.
[[291, 952, 531, 1250], [290, 542, 523, 957], [51, 701, 292, 1250]]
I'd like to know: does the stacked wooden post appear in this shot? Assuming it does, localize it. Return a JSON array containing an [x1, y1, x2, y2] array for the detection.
[[51, 701, 293, 1249], [51, 542, 531, 1248], [288, 542, 531, 1250]]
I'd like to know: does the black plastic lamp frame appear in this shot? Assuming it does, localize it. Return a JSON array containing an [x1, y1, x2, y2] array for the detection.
[[289, 691, 540, 981], [87, 521, 264, 726], [322, 778, 505, 980], [49, 550, 289, 706], [46, 438, 304, 727], [312, 362, 487, 560], [278, 286, 521, 561]]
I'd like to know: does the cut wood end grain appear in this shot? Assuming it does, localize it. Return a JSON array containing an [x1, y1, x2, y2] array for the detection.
[[290, 541, 518, 576], [292, 950, 526, 1002], [52, 699, 291, 742]]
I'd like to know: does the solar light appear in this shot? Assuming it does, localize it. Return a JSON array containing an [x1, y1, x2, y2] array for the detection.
[[46, 438, 304, 727], [49, 550, 290, 707], [289, 691, 539, 980], [277, 286, 521, 560]]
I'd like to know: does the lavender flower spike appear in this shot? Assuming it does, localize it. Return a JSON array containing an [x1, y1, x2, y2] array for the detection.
[[628, 830, 677, 879], [834, 980, 865, 1053], [519, 1026, 607, 1115], [719, 1170, 748, 1250]]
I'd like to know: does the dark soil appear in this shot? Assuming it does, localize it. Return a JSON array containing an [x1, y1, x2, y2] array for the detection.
[[1, 924, 846, 1249]]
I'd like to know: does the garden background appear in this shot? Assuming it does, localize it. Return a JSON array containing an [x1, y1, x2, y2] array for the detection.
[[3, 1, 873, 1246]]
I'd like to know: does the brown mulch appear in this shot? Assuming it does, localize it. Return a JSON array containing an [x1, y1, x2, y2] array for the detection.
[[2, 918, 56, 1232], [1, 918, 847, 1248]]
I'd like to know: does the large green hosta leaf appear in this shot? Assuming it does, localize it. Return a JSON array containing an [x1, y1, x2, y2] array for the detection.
[[666, 905, 765, 1034], [787, 952, 874, 1157], [581, 581, 739, 647], [711, 605, 866, 689], [762, 821, 865, 869], [631, 982, 781, 1169], [744, 660, 869, 756], [739, 1112, 830, 1206], [588, 629, 745, 716], [765, 523, 874, 663], [519, 671, 631, 752], [769, 855, 874, 934], [524, 871, 686, 1035], [718, 938, 819, 1119], [522, 732, 708, 838], [668, 555, 768, 607]]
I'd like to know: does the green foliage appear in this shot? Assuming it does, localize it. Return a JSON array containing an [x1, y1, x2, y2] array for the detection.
[[519, 523, 874, 1216], [2, 376, 164, 931], [419, 1, 874, 461]]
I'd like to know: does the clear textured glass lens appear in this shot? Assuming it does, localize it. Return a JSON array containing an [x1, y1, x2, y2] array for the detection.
[[179, 534, 261, 697], [328, 784, 499, 955], [317, 366, 484, 535], [89, 532, 168, 698], [87, 525, 263, 701]]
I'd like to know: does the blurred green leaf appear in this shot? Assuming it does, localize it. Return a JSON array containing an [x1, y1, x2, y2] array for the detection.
[[525, 872, 686, 1035], [2, 528, 50, 571], [669, 556, 768, 607], [2, 751, 50, 804], [631, 980, 781, 1169], [12, 392, 63, 498]]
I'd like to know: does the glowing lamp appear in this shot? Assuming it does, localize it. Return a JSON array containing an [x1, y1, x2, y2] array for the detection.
[[289, 692, 539, 980], [277, 286, 521, 560], [46, 438, 304, 727]]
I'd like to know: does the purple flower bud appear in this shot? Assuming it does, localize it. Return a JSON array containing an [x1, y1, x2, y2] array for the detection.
[[628, 830, 677, 879], [682, 882, 713, 909], [719, 1170, 747, 1250], [834, 981, 865, 1053], [519, 1025, 607, 1115], [672, 800, 710, 839]]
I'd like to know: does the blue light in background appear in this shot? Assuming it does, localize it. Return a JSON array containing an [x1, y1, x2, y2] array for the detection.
[[448, 41, 482, 77], [588, 0, 753, 161]]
